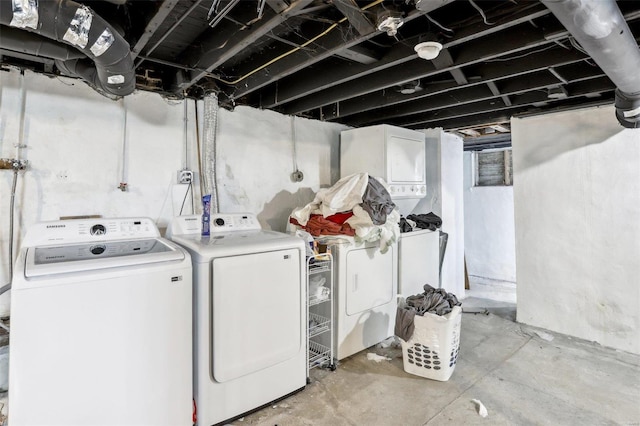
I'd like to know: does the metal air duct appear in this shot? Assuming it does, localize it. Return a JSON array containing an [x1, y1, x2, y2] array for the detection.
[[0, 0, 135, 97], [541, 0, 640, 128]]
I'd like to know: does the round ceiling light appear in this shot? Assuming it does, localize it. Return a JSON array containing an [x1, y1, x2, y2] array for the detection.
[[414, 41, 443, 60]]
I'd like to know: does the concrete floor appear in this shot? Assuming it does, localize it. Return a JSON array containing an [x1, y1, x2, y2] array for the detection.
[[235, 303, 640, 426]]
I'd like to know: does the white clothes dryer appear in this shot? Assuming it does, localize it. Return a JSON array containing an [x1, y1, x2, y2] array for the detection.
[[324, 237, 397, 360], [9, 217, 192, 426], [168, 214, 306, 426], [398, 229, 440, 298]]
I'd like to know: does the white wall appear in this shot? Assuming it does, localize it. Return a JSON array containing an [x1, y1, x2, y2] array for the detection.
[[414, 129, 465, 298], [0, 69, 347, 316], [512, 105, 640, 355], [216, 106, 345, 231], [463, 152, 516, 284], [0, 70, 200, 315]]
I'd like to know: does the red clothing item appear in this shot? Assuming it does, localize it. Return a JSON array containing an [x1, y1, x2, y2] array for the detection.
[[290, 214, 355, 237], [325, 211, 354, 225]]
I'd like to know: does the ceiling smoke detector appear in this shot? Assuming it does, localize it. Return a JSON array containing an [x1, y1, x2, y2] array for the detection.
[[414, 42, 443, 60], [377, 11, 404, 37]]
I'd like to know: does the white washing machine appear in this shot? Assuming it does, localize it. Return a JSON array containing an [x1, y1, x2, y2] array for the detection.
[[9, 217, 192, 426], [398, 229, 440, 297], [324, 237, 397, 360], [168, 213, 307, 426]]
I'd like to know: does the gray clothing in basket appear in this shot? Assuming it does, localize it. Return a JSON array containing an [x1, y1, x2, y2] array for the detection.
[[395, 284, 462, 341]]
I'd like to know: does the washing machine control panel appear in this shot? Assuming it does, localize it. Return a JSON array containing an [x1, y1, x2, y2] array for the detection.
[[23, 217, 160, 246], [210, 213, 261, 233]]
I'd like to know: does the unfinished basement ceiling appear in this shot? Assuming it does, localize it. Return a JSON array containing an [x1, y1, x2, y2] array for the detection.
[[1, 0, 639, 145]]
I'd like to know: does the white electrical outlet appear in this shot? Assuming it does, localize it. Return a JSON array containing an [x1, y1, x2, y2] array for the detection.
[[177, 170, 193, 184]]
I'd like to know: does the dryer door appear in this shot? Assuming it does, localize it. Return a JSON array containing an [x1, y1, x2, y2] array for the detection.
[[345, 246, 394, 315], [211, 249, 302, 382]]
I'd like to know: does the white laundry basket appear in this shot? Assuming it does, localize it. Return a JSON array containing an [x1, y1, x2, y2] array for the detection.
[[399, 306, 462, 381]]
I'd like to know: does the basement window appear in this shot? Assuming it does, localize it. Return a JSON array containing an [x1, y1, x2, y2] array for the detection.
[[474, 149, 513, 186]]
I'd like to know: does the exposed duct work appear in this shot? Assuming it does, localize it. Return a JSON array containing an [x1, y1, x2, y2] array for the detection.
[[541, 0, 640, 128], [0, 0, 135, 97], [0, 26, 86, 61]]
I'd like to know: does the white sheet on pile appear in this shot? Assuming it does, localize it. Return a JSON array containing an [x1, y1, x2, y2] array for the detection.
[[290, 173, 370, 225], [290, 173, 399, 252]]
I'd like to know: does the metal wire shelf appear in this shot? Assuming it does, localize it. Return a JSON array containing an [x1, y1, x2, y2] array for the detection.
[[307, 252, 334, 373], [308, 312, 330, 338], [308, 290, 331, 307], [308, 259, 331, 275], [308, 340, 331, 368]]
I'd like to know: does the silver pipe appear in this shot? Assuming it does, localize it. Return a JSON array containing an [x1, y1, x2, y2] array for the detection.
[[202, 93, 220, 214], [541, 0, 640, 127], [194, 99, 205, 199], [541, 0, 640, 94]]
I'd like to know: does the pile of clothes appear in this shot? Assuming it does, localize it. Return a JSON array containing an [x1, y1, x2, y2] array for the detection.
[[395, 284, 462, 341], [399, 212, 442, 233], [289, 173, 400, 252]]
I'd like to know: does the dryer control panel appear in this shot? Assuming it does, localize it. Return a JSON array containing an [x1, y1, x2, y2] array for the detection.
[[211, 213, 261, 233], [168, 213, 261, 236]]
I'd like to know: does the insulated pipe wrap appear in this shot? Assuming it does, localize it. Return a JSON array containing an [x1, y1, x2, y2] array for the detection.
[[0, 0, 135, 96], [203, 93, 220, 214], [541, 0, 640, 94], [0, 26, 86, 60], [541, 0, 640, 127]]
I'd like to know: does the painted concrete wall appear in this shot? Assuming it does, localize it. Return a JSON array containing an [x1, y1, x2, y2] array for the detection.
[[512, 105, 640, 355], [0, 70, 199, 315], [216, 106, 345, 231], [414, 129, 465, 298], [0, 69, 347, 316], [463, 152, 516, 284]]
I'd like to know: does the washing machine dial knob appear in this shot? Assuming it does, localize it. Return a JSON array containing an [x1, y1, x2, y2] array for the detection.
[[214, 218, 225, 227], [90, 224, 106, 236]]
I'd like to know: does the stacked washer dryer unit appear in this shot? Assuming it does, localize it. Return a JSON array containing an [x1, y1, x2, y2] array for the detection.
[[168, 213, 307, 426], [341, 124, 438, 311], [9, 217, 192, 426]]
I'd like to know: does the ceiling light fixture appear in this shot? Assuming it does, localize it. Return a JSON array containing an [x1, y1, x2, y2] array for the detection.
[[414, 41, 443, 60]]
